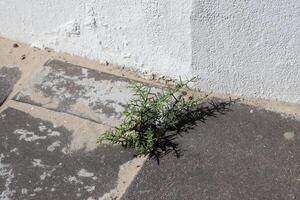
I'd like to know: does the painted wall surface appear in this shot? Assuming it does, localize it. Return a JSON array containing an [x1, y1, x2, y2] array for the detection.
[[0, 0, 299, 103], [191, 0, 300, 103], [0, 0, 192, 78]]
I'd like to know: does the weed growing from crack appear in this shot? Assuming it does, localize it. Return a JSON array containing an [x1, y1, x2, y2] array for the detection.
[[97, 77, 207, 156]]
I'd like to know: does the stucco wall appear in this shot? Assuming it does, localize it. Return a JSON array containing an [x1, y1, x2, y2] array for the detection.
[[0, 0, 299, 103], [191, 0, 300, 103], [0, 0, 192, 78]]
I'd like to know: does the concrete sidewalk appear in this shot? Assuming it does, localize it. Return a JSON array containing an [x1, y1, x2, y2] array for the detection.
[[1, 39, 300, 200]]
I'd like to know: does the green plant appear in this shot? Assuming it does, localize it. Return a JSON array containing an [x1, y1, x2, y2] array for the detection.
[[97, 77, 206, 156]]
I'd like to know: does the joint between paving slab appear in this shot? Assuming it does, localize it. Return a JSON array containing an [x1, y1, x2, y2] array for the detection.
[[1, 37, 299, 118], [1, 37, 300, 199], [2, 99, 149, 200]]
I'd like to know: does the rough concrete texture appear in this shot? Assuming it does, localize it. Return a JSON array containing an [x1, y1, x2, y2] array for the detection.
[[122, 103, 300, 200], [1, 51, 300, 199], [14, 59, 134, 126], [0, 65, 21, 105], [0, 107, 136, 200]]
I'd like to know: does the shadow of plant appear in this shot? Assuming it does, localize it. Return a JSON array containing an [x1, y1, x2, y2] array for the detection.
[[98, 77, 237, 164], [150, 99, 237, 164]]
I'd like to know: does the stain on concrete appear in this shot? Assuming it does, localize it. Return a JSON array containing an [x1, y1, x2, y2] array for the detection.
[[0, 107, 135, 200], [0, 65, 21, 105], [284, 131, 295, 141], [122, 103, 300, 200], [14, 60, 134, 126]]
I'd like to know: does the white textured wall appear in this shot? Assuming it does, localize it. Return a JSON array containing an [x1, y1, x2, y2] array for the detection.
[[0, 0, 192, 77], [191, 0, 300, 103], [0, 0, 299, 103]]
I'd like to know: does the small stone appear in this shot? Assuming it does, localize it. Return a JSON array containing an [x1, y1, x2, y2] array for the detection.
[[45, 47, 52, 52], [256, 134, 263, 140], [13, 43, 19, 48], [150, 74, 156, 80], [284, 132, 295, 141], [20, 54, 26, 60]]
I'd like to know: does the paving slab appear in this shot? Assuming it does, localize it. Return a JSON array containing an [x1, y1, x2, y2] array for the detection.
[[0, 65, 21, 105], [14, 60, 134, 126], [122, 103, 300, 200], [0, 107, 135, 200]]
